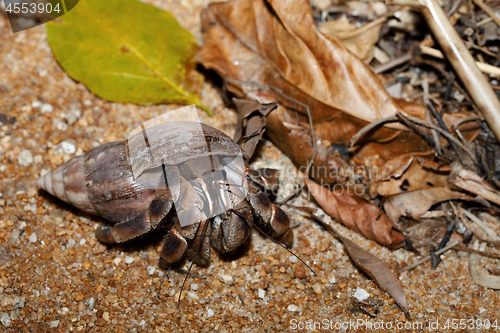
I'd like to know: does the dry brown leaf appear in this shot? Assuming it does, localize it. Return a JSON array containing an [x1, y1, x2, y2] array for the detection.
[[376, 156, 450, 196], [450, 168, 500, 206], [232, 98, 278, 156], [306, 212, 409, 317], [304, 177, 405, 248], [383, 187, 473, 223], [319, 15, 385, 63], [197, 0, 477, 184], [339, 235, 410, 317]]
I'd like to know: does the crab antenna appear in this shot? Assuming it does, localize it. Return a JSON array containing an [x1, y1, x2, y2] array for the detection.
[[251, 223, 317, 277], [177, 219, 211, 307]]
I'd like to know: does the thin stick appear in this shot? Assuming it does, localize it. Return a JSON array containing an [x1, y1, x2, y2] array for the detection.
[[450, 115, 482, 130], [350, 297, 376, 318], [476, 17, 492, 26], [349, 115, 398, 147], [446, 0, 462, 16], [420, 45, 500, 76], [399, 240, 460, 272], [472, 0, 500, 28], [461, 208, 500, 242], [396, 112, 478, 163], [427, 100, 458, 153], [422, 76, 442, 155], [373, 53, 412, 74], [451, 245, 500, 260]]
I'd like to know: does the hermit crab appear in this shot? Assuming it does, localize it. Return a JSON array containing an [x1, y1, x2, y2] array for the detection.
[[38, 121, 293, 268]]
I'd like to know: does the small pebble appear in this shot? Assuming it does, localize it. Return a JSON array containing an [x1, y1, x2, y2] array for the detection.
[[26, 188, 37, 197], [294, 265, 306, 279], [190, 283, 199, 291], [312, 283, 323, 295], [41, 103, 53, 113], [287, 304, 298, 312], [258, 288, 265, 299], [29, 233, 37, 243], [289, 255, 298, 263], [222, 274, 233, 284], [56, 121, 68, 131], [102, 311, 110, 321], [479, 242, 486, 252], [0, 246, 13, 266], [207, 308, 214, 317], [105, 294, 118, 303], [31, 101, 42, 108], [7, 229, 20, 245], [88, 297, 95, 310], [353, 287, 370, 302], [124, 256, 134, 264], [13, 298, 25, 308], [147, 266, 156, 275], [0, 296, 12, 307], [79, 239, 86, 245], [82, 261, 91, 271], [60, 141, 76, 154], [186, 291, 199, 300], [18, 150, 33, 166], [113, 257, 121, 266], [65, 108, 81, 125], [0, 313, 11, 327], [92, 244, 106, 255], [48, 320, 59, 328]]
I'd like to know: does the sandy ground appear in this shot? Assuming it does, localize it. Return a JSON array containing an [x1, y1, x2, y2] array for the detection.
[[1, 0, 500, 332]]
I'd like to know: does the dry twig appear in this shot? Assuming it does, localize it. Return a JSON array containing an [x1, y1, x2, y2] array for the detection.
[[471, 0, 500, 28], [399, 240, 460, 272], [361, 0, 500, 142]]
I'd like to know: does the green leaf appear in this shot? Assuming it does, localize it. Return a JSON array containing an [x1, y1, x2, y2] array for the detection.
[[47, 0, 210, 114]]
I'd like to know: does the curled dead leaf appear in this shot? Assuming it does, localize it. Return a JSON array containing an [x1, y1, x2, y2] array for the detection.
[[304, 177, 405, 248], [450, 168, 500, 206], [383, 187, 473, 223], [376, 156, 450, 196], [319, 14, 386, 63], [470, 253, 500, 289], [232, 98, 278, 156]]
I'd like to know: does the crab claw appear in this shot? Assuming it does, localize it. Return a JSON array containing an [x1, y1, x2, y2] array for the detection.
[[246, 185, 293, 247]]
